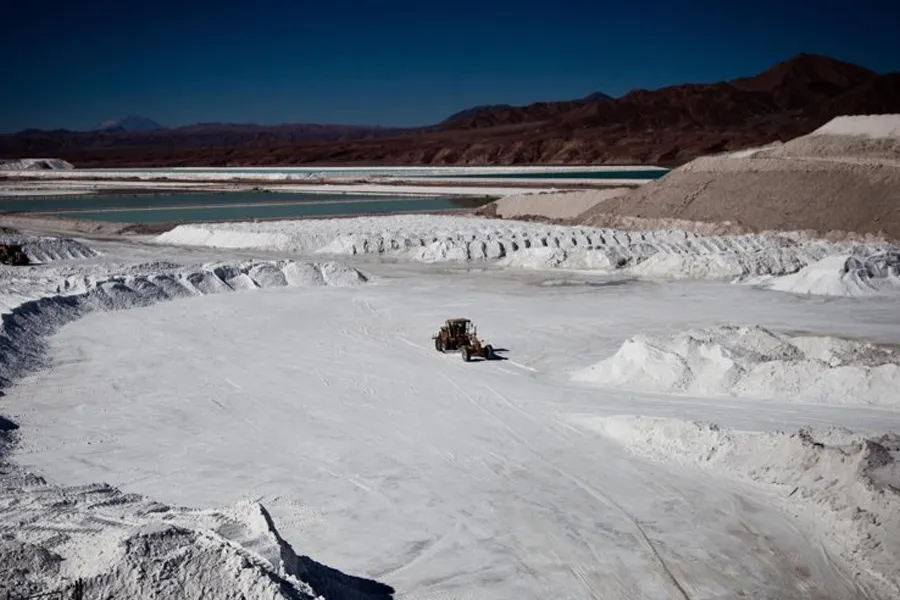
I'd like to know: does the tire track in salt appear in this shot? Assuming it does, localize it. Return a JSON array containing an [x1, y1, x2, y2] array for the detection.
[[440, 374, 692, 600]]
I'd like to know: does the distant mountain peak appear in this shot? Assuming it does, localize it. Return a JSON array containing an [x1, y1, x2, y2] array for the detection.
[[96, 116, 165, 132], [582, 91, 615, 102], [732, 54, 876, 93], [440, 92, 615, 129], [441, 104, 514, 124]]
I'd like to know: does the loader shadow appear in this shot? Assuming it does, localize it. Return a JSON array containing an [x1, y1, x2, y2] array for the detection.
[[472, 347, 510, 362]]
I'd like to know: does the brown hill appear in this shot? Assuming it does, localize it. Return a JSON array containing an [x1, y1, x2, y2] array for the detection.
[[731, 52, 876, 99], [573, 113, 900, 240], [0, 123, 405, 157], [2, 54, 898, 168], [438, 53, 885, 131]]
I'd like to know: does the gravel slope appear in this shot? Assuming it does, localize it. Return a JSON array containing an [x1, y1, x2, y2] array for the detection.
[[576, 115, 900, 240]]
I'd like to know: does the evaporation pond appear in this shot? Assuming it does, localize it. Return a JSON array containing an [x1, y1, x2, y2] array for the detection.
[[0, 191, 491, 223]]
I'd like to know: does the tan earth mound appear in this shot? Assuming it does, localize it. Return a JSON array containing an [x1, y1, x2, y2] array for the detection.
[[755, 115, 900, 162], [479, 188, 629, 221], [576, 115, 900, 240]]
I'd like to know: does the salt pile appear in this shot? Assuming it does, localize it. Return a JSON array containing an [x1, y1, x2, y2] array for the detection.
[[0, 259, 369, 389], [0, 256, 382, 598], [156, 215, 896, 285], [0, 465, 392, 600], [624, 247, 810, 280], [0, 233, 98, 262], [762, 251, 900, 296], [0, 158, 74, 171], [583, 415, 900, 598], [573, 325, 900, 405]]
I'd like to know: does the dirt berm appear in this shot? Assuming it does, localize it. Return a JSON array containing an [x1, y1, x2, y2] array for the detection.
[[576, 157, 900, 240], [575, 116, 900, 240]]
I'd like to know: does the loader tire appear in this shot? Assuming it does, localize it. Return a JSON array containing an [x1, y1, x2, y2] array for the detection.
[[484, 345, 494, 360], [434, 337, 441, 352], [461, 347, 471, 362]]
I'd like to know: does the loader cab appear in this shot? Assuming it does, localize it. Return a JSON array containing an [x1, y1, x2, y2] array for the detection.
[[446, 318, 473, 337]]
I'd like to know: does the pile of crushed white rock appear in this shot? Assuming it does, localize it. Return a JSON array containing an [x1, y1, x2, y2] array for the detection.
[[156, 214, 900, 296], [758, 251, 900, 296], [573, 325, 900, 406], [1, 248, 381, 599], [1, 470, 317, 600], [0, 463, 394, 599], [1, 258, 368, 387], [0, 158, 74, 171], [579, 415, 900, 599], [0, 232, 98, 263]]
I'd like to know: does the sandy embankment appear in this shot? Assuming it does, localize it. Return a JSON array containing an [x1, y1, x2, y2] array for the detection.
[[479, 188, 631, 220], [474, 115, 900, 240], [574, 114, 900, 240]]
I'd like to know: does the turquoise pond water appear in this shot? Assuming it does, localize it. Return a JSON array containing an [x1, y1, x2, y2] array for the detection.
[[454, 170, 666, 180], [101, 168, 668, 180], [0, 192, 489, 224]]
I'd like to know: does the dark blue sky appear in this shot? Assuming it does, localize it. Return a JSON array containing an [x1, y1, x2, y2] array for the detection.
[[2, 0, 897, 133]]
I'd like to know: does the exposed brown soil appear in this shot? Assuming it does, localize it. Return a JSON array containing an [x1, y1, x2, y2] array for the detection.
[[476, 188, 629, 220], [2, 54, 898, 169], [576, 156, 900, 241]]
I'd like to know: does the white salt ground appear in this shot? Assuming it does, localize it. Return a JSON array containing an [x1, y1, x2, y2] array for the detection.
[[0, 258, 368, 389], [577, 415, 900, 599], [3, 226, 900, 599], [1, 255, 375, 599]]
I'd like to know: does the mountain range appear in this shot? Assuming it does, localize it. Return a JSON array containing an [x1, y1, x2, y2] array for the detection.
[[96, 116, 166, 132], [1, 53, 898, 168]]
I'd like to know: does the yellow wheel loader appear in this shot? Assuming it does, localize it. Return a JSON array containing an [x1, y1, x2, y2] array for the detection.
[[433, 318, 495, 362]]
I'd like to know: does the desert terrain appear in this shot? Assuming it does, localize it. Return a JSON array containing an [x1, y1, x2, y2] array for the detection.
[[2, 54, 898, 168], [2, 111, 900, 599]]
